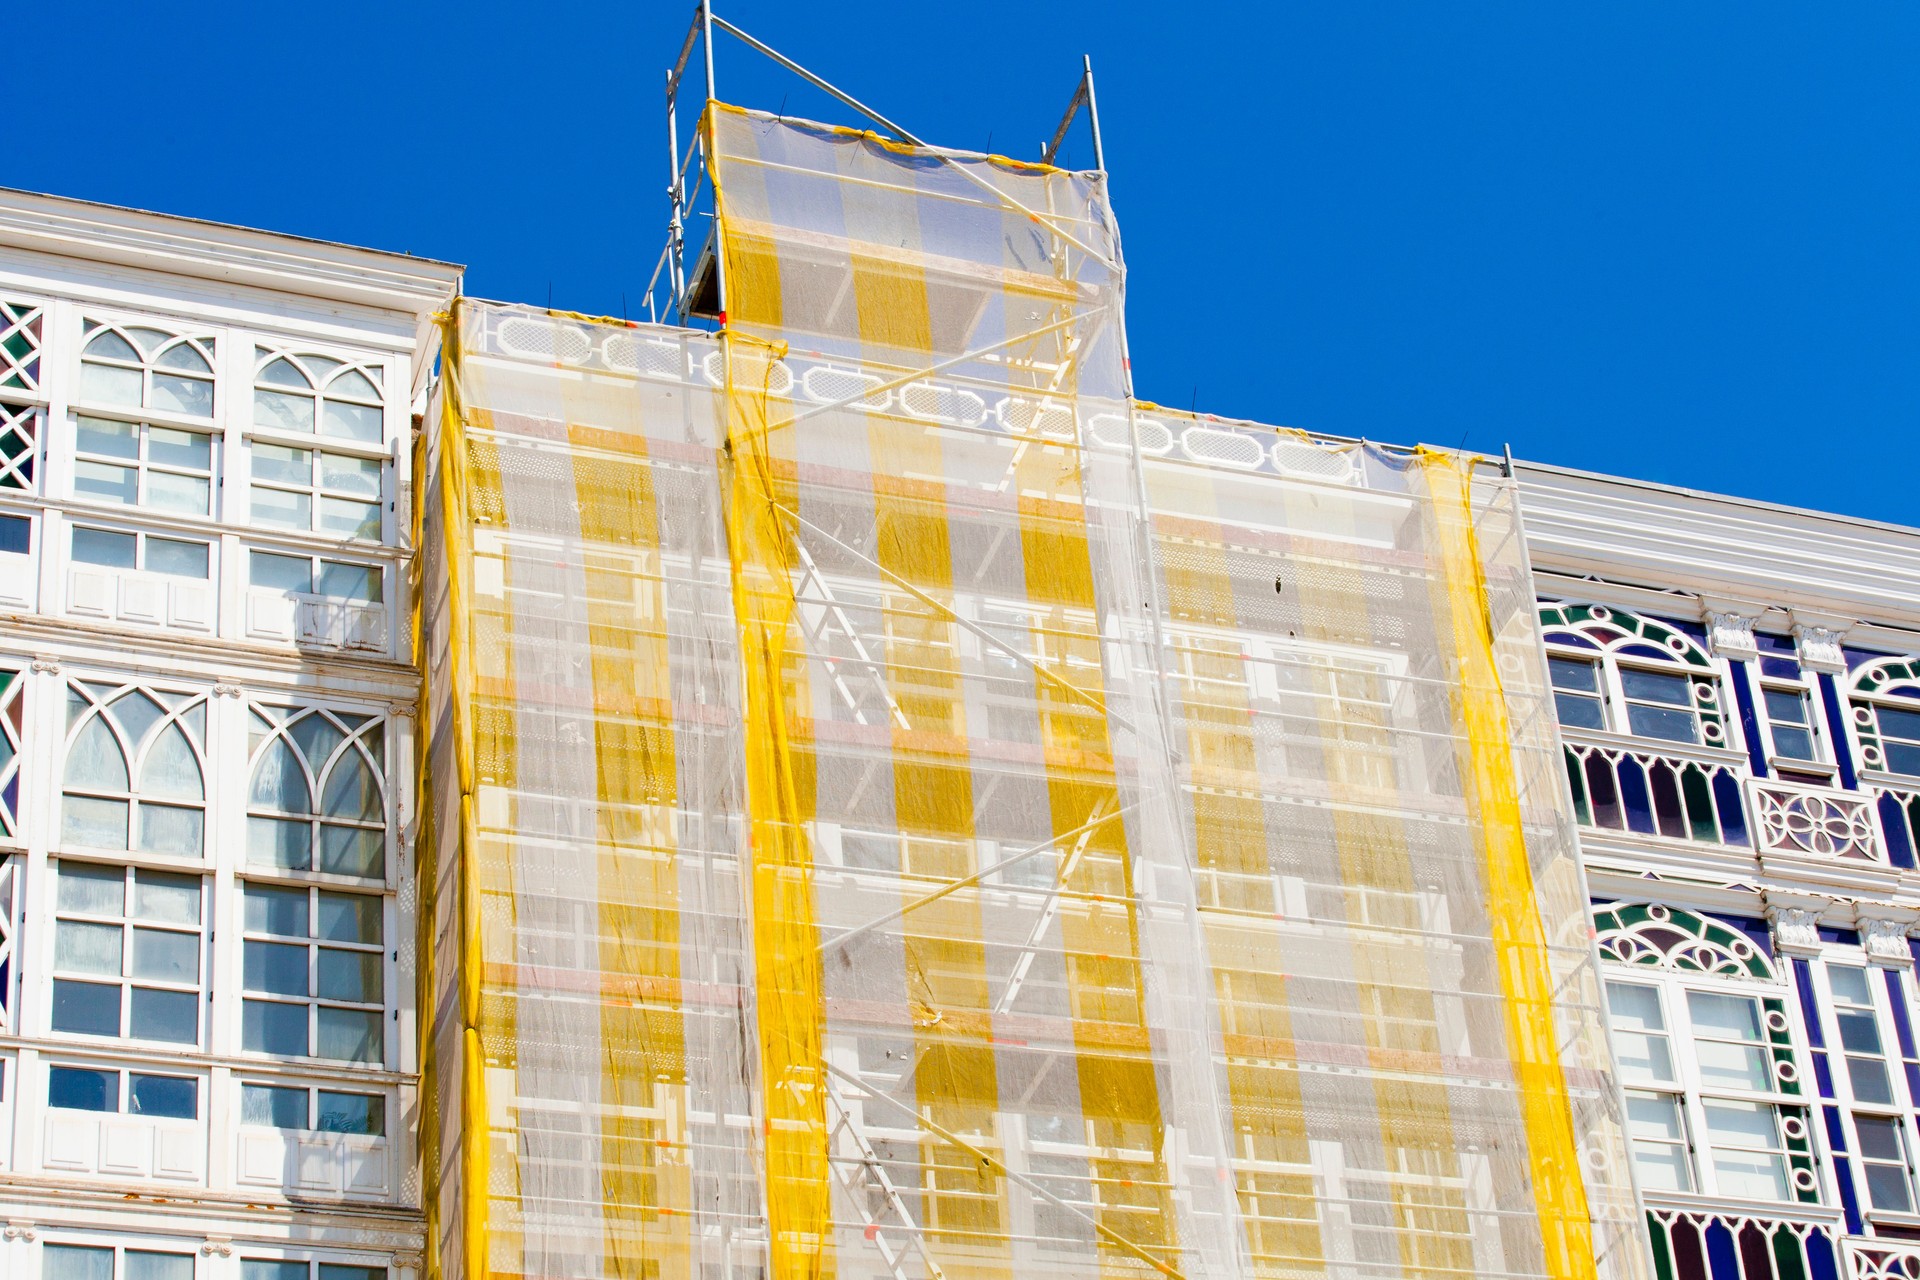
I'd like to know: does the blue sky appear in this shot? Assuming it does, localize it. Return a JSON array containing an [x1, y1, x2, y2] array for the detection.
[[12, 3, 1917, 523]]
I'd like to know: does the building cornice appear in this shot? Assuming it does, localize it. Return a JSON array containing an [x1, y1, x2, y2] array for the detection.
[[0, 187, 461, 320], [1517, 461, 1920, 637]]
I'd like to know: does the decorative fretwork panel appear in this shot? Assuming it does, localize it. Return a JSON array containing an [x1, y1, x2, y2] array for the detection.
[[1644, 1207, 1840, 1280], [1749, 778, 1883, 862], [1564, 741, 1749, 844], [1849, 1240, 1920, 1280], [0, 400, 35, 491], [0, 298, 42, 392], [1594, 903, 1778, 981], [0, 664, 20, 840]]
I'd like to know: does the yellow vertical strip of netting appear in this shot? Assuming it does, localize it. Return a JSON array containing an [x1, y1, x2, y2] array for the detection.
[[1418, 448, 1596, 1280], [427, 314, 492, 1280], [712, 115, 832, 1278], [565, 422, 691, 1277], [1014, 443, 1181, 1280]]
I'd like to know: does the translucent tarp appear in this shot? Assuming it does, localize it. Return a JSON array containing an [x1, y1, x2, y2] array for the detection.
[[418, 104, 1645, 1280]]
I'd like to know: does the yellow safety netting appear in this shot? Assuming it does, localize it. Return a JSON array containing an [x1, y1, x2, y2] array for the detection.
[[418, 104, 1646, 1280]]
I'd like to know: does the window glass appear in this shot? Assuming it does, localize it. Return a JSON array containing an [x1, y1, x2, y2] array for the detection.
[[1622, 668, 1699, 743], [126, 1255, 194, 1280], [242, 884, 383, 1062], [1830, 967, 1896, 1106], [1549, 657, 1606, 730], [44, 1245, 115, 1280], [251, 552, 312, 594], [47, 1065, 115, 1111], [146, 537, 209, 579], [319, 1266, 384, 1280], [1606, 982, 1676, 1084], [0, 512, 28, 555], [317, 1090, 384, 1135], [242, 1083, 307, 1128], [73, 417, 213, 516], [1623, 1091, 1693, 1192], [1687, 990, 1773, 1092], [72, 527, 136, 570], [1878, 704, 1920, 777], [1857, 1115, 1915, 1212], [1702, 1098, 1791, 1200], [128, 1072, 197, 1119], [242, 1263, 307, 1280], [1763, 686, 1818, 760]]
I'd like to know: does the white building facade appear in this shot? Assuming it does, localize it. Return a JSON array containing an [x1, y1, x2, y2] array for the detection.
[[1520, 464, 1920, 1280], [0, 189, 458, 1280], [5, 185, 1920, 1280]]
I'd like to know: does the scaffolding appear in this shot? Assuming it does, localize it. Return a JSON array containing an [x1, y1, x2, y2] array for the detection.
[[418, 19, 1647, 1280]]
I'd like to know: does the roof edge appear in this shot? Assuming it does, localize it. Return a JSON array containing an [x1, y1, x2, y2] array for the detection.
[[0, 186, 463, 319]]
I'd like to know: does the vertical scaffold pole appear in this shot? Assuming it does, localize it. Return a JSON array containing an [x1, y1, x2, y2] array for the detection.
[[1083, 54, 1107, 173]]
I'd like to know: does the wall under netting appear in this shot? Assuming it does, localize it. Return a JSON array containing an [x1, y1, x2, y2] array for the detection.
[[417, 103, 1646, 1280]]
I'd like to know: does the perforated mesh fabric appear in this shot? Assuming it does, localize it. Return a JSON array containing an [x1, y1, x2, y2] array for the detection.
[[418, 104, 1646, 1280]]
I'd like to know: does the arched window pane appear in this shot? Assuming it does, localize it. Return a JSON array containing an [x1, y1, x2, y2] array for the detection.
[[138, 802, 203, 856], [259, 356, 311, 388], [113, 692, 167, 755], [289, 714, 346, 775], [84, 330, 139, 362], [156, 342, 211, 374], [67, 715, 130, 790], [125, 327, 171, 352], [305, 354, 344, 379], [142, 723, 204, 800], [321, 752, 381, 821], [331, 369, 380, 401], [251, 737, 312, 812]]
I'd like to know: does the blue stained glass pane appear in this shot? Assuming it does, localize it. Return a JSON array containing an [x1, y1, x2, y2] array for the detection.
[[1712, 771, 1749, 845], [1704, 1219, 1741, 1280], [1807, 1232, 1841, 1280], [1619, 758, 1655, 835], [1881, 792, 1917, 868]]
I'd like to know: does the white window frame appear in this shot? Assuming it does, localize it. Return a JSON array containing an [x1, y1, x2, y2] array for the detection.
[[1816, 955, 1920, 1219], [238, 881, 390, 1067], [75, 318, 218, 423], [1603, 963, 1813, 1203], [237, 1078, 388, 1138], [69, 412, 220, 520], [47, 859, 206, 1047], [44, 1060, 201, 1121], [237, 1255, 388, 1280], [1757, 675, 1833, 774], [39, 1237, 200, 1280], [244, 347, 393, 546], [68, 524, 212, 582], [58, 676, 212, 861]]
